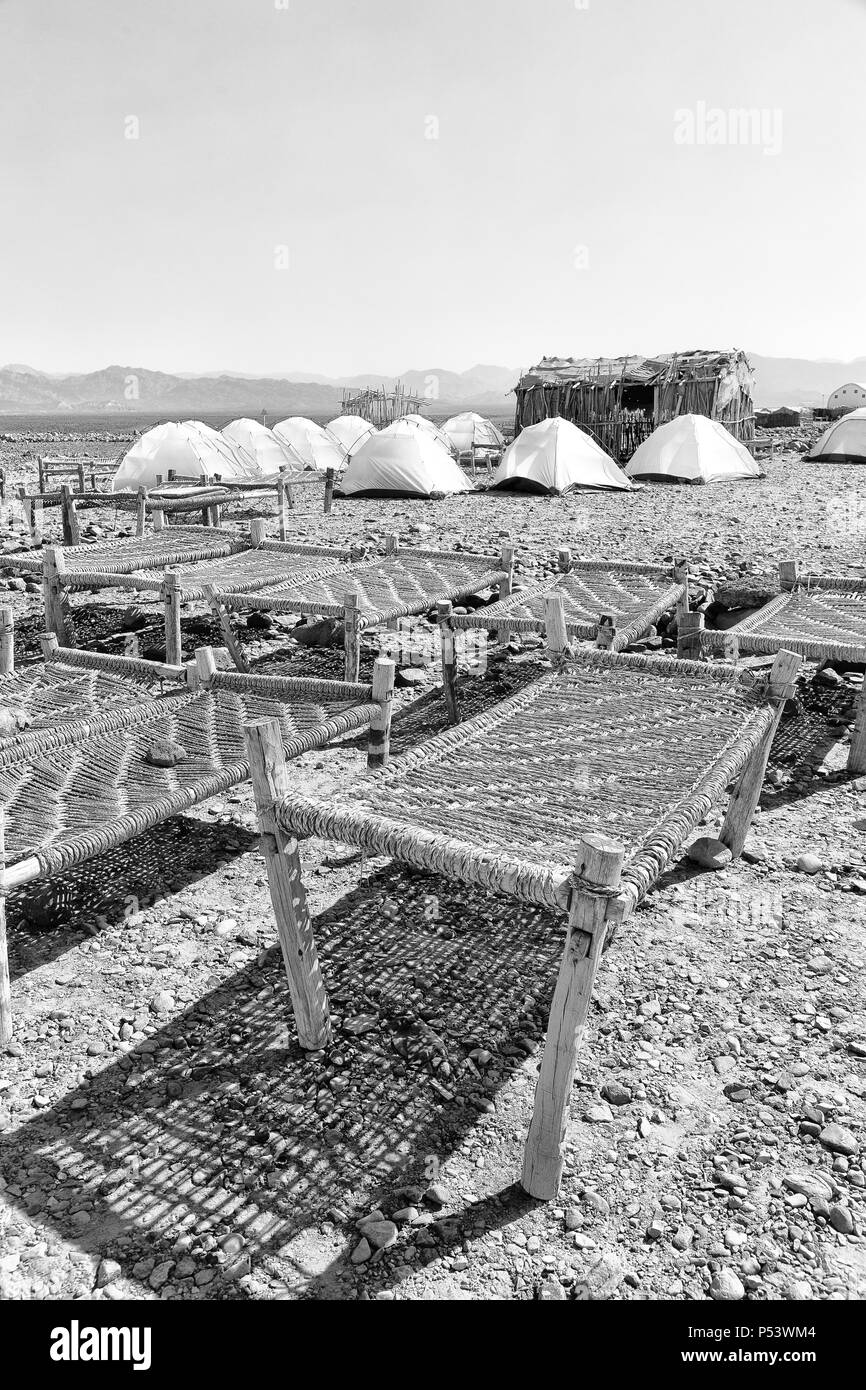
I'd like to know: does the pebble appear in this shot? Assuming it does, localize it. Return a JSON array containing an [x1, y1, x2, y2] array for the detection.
[[358, 1219, 398, 1250], [828, 1205, 854, 1235], [709, 1268, 745, 1301], [687, 837, 732, 871], [819, 1124, 859, 1156], [796, 853, 823, 875], [351, 1238, 372, 1265], [584, 1103, 614, 1124], [600, 1081, 632, 1107]]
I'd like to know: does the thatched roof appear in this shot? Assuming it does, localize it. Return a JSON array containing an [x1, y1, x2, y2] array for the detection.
[[517, 349, 753, 391]]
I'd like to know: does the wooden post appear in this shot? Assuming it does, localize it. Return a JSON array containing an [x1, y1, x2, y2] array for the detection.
[[367, 657, 395, 768], [385, 533, 399, 557], [277, 476, 289, 540], [343, 592, 361, 681], [0, 811, 11, 1045], [37, 456, 45, 493], [245, 718, 332, 1050], [163, 569, 183, 665], [135, 486, 148, 538], [676, 611, 704, 660], [152, 508, 165, 532], [499, 544, 515, 601], [0, 607, 13, 675], [250, 518, 267, 547], [323, 468, 335, 515], [779, 560, 799, 591], [522, 833, 624, 1199], [595, 614, 617, 651], [194, 645, 219, 687], [61, 485, 80, 545], [42, 547, 68, 642], [201, 585, 249, 674], [544, 591, 569, 658], [77, 461, 86, 493], [720, 649, 801, 857], [557, 547, 572, 574], [850, 681, 866, 775], [40, 632, 60, 660], [208, 502, 222, 528], [438, 600, 459, 724], [673, 561, 690, 625], [18, 489, 37, 545]]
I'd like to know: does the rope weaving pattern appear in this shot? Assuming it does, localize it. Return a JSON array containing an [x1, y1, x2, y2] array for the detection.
[[275, 655, 774, 913], [702, 585, 866, 663]]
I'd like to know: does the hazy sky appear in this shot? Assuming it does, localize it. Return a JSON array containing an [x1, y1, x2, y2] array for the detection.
[[1, 0, 864, 376]]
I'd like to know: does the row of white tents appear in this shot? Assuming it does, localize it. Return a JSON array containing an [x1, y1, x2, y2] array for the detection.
[[112, 411, 505, 492]]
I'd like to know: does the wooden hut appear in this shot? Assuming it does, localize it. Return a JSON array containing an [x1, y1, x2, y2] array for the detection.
[[514, 349, 755, 461], [340, 381, 424, 428]]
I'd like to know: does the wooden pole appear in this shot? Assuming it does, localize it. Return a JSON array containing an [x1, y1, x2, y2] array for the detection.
[[42, 546, 68, 643], [163, 569, 183, 665], [367, 657, 395, 768], [779, 560, 799, 591], [557, 547, 572, 574], [385, 533, 399, 557], [323, 468, 335, 515], [676, 611, 704, 660], [194, 645, 219, 686], [245, 718, 332, 1050], [152, 508, 165, 532], [595, 614, 617, 651], [343, 592, 361, 681], [850, 680, 866, 775], [438, 600, 459, 724], [37, 456, 45, 493], [499, 544, 515, 600], [277, 476, 289, 540], [544, 591, 569, 658], [135, 487, 148, 538], [250, 518, 267, 547], [0, 607, 13, 675], [720, 649, 801, 857], [673, 561, 690, 625], [40, 632, 60, 660], [77, 461, 86, 494], [201, 585, 249, 673], [522, 833, 624, 1199], [0, 810, 11, 1045], [61, 485, 80, 545]]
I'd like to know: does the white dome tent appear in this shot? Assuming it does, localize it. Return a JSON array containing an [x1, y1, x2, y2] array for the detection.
[[338, 431, 474, 498], [112, 422, 258, 492], [386, 415, 457, 456], [490, 418, 633, 494], [806, 408, 866, 465], [442, 411, 505, 456], [222, 418, 306, 475], [325, 415, 376, 456], [625, 415, 762, 484], [273, 417, 347, 472]]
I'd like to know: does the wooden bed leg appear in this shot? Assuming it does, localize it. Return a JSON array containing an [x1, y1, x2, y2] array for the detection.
[[674, 560, 690, 625], [385, 533, 399, 557], [677, 611, 704, 660], [163, 569, 183, 665], [343, 592, 361, 681], [209, 503, 222, 528], [522, 833, 624, 1200], [848, 679, 866, 776], [250, 518, 267, 547], [135, 486, 148, 538], [544, 591, 569, 659], [0, 606, 13, 675], [0, 810, 11, 1045], [595, 614, 617, 651], [201, 585, 249, 673], [194, 645, 218, 687], [557, 547, 572, 574], [720, 649, 801, 857], [438, 600, 459, 724], [367, 657, 395, 768], [42, 546, 69, 644], [499, 545, 515, 600], [61, 485, 81, 545], [779, 559, 799, 591], [40, 632, 59, 660], [245, 718, 332, 1050], [37, 456, 45, 493], [152, 508, 165, 533], [277, 476, 289, 540], [324, 468, 335, 515]]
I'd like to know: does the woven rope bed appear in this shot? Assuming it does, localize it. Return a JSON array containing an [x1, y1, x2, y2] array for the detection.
[[449, 558, 686, 648], [243, 644, 800, 1198], [0, 645, 395, 1045], [702, 572, 866, 665], [213, 545, 511, 679]]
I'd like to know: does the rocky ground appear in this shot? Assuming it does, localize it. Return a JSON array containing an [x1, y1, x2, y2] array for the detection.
[[0, 428, 864, 1302]]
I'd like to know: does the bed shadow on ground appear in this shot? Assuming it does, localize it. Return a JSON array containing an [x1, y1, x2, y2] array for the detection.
[[0, 860, 564, 1300], [6, 817, 259, 984]]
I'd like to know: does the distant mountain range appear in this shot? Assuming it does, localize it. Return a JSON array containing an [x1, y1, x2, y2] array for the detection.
[[1, 355, 863, 415]]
